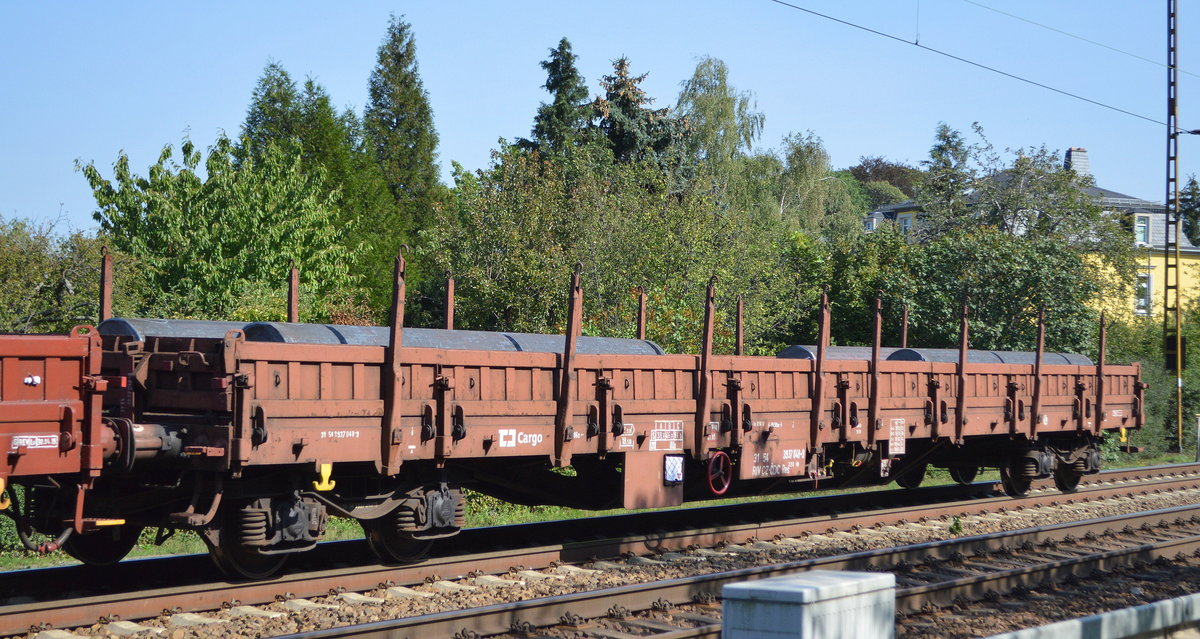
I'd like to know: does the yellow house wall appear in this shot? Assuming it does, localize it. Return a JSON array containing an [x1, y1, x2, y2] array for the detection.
[[1117, 248, 1200, 321]]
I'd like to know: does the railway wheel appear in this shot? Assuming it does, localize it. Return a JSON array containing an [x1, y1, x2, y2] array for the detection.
[[1053, 462, 1084, 493], [206, 506, 288, 580], [209, 534, 288, 580], [63, 524, 143, 567], [362, 512, 433, 564], [894, 463, 926, 489], [999, 462, 1032, 498], [706, 451, 734, 496], [948, 466, 978, 485]]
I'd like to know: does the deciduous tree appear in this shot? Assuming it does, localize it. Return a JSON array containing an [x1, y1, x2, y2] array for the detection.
[[675, 56, 764, 173], [79, 135, 358, 320]]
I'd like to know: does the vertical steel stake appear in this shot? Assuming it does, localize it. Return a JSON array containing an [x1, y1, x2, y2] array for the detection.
[[99, 246, 113, 323], [955, 301, 969, 444], [736, 295, 745, 356], [1096, 313, 1107, 434], [554, 266, 583, 467], [869, 292, 882, 447], [694, 277, 717, 459], [381, 251, 406, 475], [810, 292, 831, 454], [1031, 308, 1046, 439], [901, 304, 909, 349], [637, 286, 647, 341], [288, 261, 299, 323], [445, 272, 456, 330]]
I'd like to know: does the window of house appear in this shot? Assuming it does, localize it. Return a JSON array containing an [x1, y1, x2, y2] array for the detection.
[[1136, 273, 1152, 315], [898, 214, 913, 234], [863, 218, 875, 232], [1135, 215, 1150, 245]]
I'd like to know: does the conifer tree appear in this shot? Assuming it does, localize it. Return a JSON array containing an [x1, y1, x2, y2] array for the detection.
[[364, 14, 441, 234], [242, 62, 300, 159], [593, 57, 692, 186], [528, 38, 591, 153]]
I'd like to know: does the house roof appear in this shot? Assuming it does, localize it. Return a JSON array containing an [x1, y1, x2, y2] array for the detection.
[[865, 175, 1195, 250]]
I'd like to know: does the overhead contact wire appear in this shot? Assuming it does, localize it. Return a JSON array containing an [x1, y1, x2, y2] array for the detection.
[[765, 0, 1169, 128], [960, 0, 1199, 79]]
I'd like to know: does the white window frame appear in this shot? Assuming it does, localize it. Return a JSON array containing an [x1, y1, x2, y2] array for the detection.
[[897, 214, 913, 234], [1134, 215, 1150, 246], [1136, 272, 1152, 315]]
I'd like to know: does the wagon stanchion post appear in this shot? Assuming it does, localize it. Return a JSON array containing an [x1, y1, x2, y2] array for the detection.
[[554, 266, 583, 467], [955, 300, 969, 444], [1031, 308, 1046, 439], [735, 296, 744, 356], [809, 292, 830, 464], [1096, 313, 1106, 434], [288, 260, 299, 323], [99, 246, 113, 323], [900, 304, 909, 349], [869, 292, 882, 449], [694, 277, 717, 460], [637, 286, 647, 341], [445, 272, 455, 330], [381, 251, 406, 475]]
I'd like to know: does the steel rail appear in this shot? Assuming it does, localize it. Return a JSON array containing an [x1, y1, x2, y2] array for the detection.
[[5, 463, 1199, 636]]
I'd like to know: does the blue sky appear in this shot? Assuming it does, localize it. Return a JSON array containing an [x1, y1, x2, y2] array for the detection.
[[0, 1, 1190, 232]]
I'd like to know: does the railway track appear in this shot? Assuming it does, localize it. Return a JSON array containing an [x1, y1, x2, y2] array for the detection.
[[271, 502, 1200, 639], [9, 462, 1200, 638]]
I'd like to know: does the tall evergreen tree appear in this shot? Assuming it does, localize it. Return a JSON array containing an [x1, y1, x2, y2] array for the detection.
[[242, 62, 301, 158], [594, 57, 684, 164], [240, 63, 399, 316], [527, 38, 591, 154], [364, 14, 441, 234], [915, 123, 974, 233]]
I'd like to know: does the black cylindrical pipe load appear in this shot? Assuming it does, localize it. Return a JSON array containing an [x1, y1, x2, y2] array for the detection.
[[243, 322, 667, 355], [99, 318, 667, 355], [887, 348, 1092, 366], [778, 344, 1091, 365], [777, 345, 901, 360], [98, 318, 249, 341]]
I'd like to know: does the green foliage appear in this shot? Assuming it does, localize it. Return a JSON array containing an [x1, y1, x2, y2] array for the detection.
[[1180, 174, 1200, 246], [849, 156, 921, 199], [818, 227, 910, 345], [525, 38, 593, 154], [0, 218, 106, 332], [244, 64, 396, 316], [916, 122, 975, 228], [1105, 308, 1200, 458], [365, 14, 442, 232], [776, 132, 861, 237], [863, 180, 908, 211], [593, 57, 690, 171], [424, 144, 805, 355], [79, 135, 358, 320], [241, 61, 301, 159], [676, 56, 764, 171], [911, 123, 1135, 316], [884, 229, 1101, 352]]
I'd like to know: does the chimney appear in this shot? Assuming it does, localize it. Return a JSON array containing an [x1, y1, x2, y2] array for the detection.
[[1064, 147, 1091, 176]]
